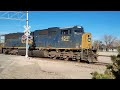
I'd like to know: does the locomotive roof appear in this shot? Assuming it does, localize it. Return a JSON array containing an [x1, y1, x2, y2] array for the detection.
[[35, 25, 83, 31], [60, 26, 83, 29], [4, 32, 23, 35], [3, 26, 84, 35]]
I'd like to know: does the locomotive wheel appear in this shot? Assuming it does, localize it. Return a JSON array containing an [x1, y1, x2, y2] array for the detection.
[[77, 59, 81, 62], [87, 56, 94, 64], [60, 57, 64, 60], [0, 48, 2, 54], [76, 56, 81, 62], [64, 57, 69, 61], [53, 56, 57, 60], [3, 49, 9, 54]]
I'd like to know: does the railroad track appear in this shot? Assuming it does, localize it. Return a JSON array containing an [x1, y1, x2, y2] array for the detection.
[[98, 55, 112, 57], [30, 56, 109, 67], [0, 54, 110, 68], [28, 57, 109, 72]]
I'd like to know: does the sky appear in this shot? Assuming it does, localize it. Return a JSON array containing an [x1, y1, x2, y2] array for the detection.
[[0, 11, 120, 40]]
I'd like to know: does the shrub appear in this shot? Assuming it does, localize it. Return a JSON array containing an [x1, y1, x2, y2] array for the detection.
[[91, 46, 120, 79]]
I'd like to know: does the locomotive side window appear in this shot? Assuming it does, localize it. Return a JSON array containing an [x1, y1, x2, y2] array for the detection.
[[61, 30, 69, 35]]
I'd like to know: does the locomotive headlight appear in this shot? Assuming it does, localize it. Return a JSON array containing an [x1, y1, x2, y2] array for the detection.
[[88, 38, 91, 42]]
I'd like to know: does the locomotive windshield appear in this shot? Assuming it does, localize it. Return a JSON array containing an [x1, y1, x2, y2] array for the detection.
[[74, 30, 81, 33], [74, 29, 83, 34], [74, 27, 84, 34]]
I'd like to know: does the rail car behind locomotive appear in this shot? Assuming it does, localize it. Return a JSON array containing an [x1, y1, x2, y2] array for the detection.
[[0, 25, 97, 63]]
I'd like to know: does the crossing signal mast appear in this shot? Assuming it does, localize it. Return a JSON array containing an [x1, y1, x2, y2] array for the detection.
[[24, 11, 31, 58], [0, 11, 31, 58]]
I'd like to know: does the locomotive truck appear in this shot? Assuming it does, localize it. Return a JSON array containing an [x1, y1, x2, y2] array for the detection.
[[0, 25, 97, 63]]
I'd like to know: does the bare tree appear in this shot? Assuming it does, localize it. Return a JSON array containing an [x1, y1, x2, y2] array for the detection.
[[103, 35, 117, 51], [92, 40, 103, 51], [113, 39, 120, 47]]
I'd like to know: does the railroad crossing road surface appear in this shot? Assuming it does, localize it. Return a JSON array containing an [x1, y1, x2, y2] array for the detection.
[[0, 54, 109, 79]]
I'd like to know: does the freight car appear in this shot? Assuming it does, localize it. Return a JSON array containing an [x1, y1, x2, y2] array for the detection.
[[0, 25, 97, 63]]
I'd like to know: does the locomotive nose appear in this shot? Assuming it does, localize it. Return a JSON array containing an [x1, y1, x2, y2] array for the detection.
[[81, 33, 92, 49]]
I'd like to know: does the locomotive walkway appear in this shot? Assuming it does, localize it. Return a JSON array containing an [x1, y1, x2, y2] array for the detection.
[[0, 54, 110, 79]]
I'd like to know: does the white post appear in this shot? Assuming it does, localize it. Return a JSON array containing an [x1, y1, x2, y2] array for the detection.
[[25, 11, 29, 58]]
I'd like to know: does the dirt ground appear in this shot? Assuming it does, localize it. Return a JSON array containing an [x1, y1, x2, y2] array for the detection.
[[98, 51, 118, 56], [0, 52, 115, 79]]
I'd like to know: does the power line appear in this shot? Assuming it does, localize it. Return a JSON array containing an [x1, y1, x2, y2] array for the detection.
[[0, 11, 26, 21]]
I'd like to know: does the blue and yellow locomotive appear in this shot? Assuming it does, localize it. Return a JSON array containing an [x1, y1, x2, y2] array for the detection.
[[0, 25, 97, 63]]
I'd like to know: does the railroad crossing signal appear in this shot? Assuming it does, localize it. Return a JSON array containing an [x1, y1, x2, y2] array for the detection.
[[21, 35, 33, 44], [28, 35, 33, 40], [24, 25, 31, 36], [22, 35, 27, 40]]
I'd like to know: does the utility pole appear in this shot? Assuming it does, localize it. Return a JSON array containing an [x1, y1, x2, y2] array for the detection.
[[24, 11, 31, 58]]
